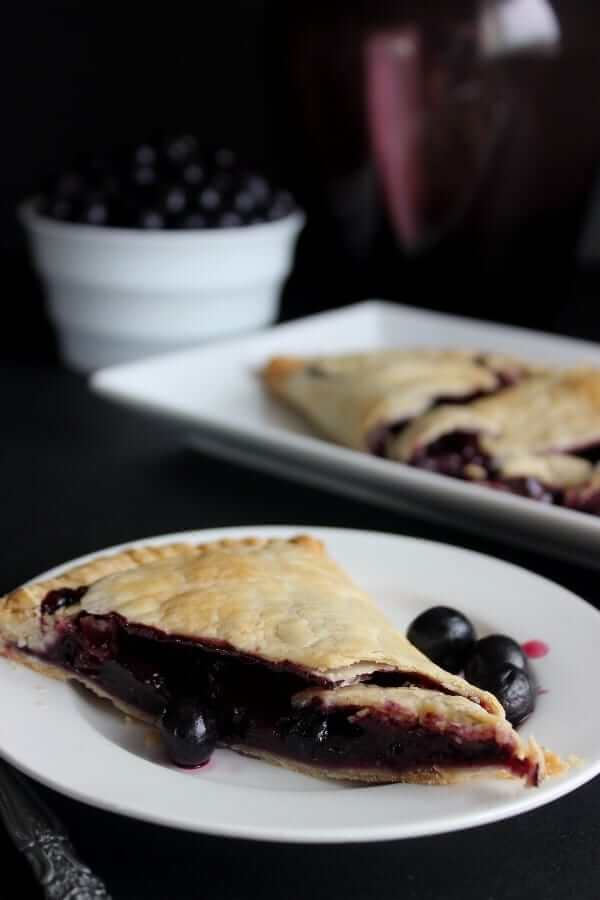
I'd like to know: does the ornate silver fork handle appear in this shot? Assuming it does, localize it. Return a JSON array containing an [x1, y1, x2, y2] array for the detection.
[[0, 760, 111, 899]]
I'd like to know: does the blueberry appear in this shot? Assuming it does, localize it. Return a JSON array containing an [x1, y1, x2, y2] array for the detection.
[[181, 212, 207, 229], [407, 606, 476, 673], [234, 190, 256, 216], [468, 663, 535, 726], [244, 174, 270, 204], [218, 211, 243, 228], [137, 209, 165, 229], [80, 199, 109, 226], [198, 187, 221, 212], [162, 185, 187, 215], [267, 190, 295, 221], [160, 697, 217, 768], [134, 143, 157, 167], [466, 635, 527, 676]]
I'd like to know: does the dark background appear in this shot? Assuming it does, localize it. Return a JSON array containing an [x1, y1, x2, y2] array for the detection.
[[4, 0, 600, 366], [3, 6, 600, 896]]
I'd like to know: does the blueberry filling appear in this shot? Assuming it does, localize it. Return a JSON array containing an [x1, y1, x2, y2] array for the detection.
[[264, 706, 524, 775], [41, 586, 88, 616], [409, 431, 565, 506], [563, 485, 600, 514], [367, 384, 511, 457], [410, 431, 495, 479], [368, 420, 409, 457], [31, 601, 536, 779]]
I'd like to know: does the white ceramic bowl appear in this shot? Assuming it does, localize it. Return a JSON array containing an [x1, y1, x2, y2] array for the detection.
[[20, 202, 304, 371]]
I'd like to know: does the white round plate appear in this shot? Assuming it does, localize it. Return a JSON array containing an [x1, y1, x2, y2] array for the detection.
[[1, 526, 599, 843]]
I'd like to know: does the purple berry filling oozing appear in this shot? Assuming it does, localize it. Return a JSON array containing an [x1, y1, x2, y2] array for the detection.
[[41, 586, 88, 616], [408, 431, 600, 512], [366, 378, 517, 458], [28, 594, 534, 779]]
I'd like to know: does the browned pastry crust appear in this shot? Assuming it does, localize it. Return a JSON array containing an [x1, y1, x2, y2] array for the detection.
[[260, 349, 539, 453]]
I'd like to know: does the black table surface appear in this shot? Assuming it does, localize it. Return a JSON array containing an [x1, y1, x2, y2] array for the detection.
[[3, 312, 600, 900]]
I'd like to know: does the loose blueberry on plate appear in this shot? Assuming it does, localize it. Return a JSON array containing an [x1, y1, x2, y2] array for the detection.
[[464, 634, 527, 680], [406, 606, 476, 673], [160, 697, 218, 768], [466, 663, 535, 726]]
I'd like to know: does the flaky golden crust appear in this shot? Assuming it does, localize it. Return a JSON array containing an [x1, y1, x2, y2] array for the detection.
[[261, 356, 306, 392], [0, 536, 502, 715], [260, 349, 537, 452]]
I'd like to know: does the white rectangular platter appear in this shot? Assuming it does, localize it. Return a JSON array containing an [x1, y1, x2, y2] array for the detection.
[[91, 301, 600, 568]]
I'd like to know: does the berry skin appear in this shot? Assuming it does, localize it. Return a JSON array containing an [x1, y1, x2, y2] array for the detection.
[[466, 663, 535, 726], [406, 606, 476, 673], [160, 698, 217, 768]]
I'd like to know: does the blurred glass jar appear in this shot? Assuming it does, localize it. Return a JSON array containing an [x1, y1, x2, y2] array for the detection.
[[365, 1, 562, 251], [281, 1, 600, 330]]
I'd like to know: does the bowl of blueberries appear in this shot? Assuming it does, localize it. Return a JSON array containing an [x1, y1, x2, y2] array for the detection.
[[21, 135, 304, 371]]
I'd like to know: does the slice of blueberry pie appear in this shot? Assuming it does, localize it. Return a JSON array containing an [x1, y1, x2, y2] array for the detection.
[[0, 536, 553, 785], [261, 349, 538, 456]]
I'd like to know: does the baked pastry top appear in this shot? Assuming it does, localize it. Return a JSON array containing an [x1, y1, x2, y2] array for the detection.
[[262, 349, 536, 453]]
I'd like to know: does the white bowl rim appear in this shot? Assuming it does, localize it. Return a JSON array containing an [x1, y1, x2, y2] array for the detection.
[[19, 198, 305, 244]]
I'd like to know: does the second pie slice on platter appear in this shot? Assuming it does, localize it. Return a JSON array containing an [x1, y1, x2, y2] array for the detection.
[[0, 535, 557, 786], [261, 350, 600, 515]]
